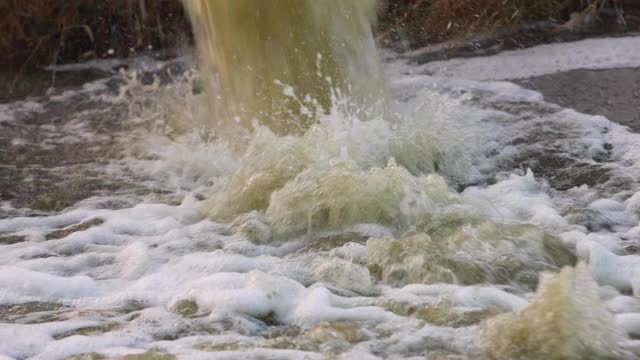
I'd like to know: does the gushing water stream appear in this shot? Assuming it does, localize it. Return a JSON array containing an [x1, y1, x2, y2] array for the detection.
[[183, 0, 386, 134]]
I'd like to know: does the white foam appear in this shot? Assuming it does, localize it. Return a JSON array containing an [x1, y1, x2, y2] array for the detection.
[[4, 38, 640, 358], [0, 100, 45, 123], [608, 296, 640, 314], [616, 313, 640, 338], [580, 241, 640, 294], [384, 284, 528, 312], [0, 321, 99, 359], [383, 324, 477, 355], [0, 266, 99, 305], [625, 192, 640, 216], [33, 334, 139, 360], [414, 36, 640, 80]]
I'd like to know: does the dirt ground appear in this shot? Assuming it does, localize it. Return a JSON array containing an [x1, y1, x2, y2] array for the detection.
[[515, 67, 640, 132]]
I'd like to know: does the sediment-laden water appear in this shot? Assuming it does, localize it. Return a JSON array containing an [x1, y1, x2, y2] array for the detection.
[[2, 37, 640, 359]]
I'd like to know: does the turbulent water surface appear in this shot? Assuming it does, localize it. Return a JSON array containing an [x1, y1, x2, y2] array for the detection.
[[2, 37, 640, 359]]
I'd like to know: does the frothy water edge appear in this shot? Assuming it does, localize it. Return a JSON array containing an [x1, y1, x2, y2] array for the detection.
[[2, 46, 640, 359]]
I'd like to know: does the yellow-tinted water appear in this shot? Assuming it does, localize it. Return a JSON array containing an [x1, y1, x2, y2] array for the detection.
[[184, 0, 386, 135]]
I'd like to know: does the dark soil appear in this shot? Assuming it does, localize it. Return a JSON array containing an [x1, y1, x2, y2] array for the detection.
[[0, 69, 108, 103], [515, 67, 640, 132]]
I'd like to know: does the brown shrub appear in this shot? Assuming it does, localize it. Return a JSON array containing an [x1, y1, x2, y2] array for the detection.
[[376, 0, 621, 48], [0, 0, 189, 72]]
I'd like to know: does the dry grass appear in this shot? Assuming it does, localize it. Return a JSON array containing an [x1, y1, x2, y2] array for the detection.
[[0, 0, 189, 72], [376, 0, 619, 48]]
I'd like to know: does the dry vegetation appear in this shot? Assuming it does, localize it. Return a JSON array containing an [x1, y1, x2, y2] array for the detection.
[[0, 0, 189, 72], [378, 0, 564, 46], [376, 0, 634, 48], [0, 0, 637, 72]]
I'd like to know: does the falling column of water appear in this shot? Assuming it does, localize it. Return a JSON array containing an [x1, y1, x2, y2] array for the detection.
[[183, 0, 387, 135]]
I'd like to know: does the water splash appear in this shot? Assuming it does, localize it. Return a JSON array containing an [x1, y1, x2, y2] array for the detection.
[[479, 263, 631, 359]]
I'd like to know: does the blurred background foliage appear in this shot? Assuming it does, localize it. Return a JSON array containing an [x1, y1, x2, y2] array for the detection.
[[0, 0, 189, 72], [0, 0, 637, 71]]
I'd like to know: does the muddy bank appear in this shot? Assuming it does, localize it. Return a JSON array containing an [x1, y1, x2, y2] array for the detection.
[[515, 67, 640, 132]]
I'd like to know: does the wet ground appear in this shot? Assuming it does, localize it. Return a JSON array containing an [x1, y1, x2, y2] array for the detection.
[[0, 58, 191, 217], [516, 67, 640, 132]]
